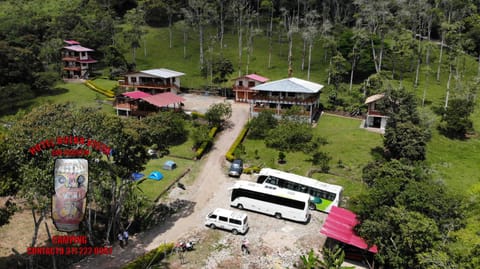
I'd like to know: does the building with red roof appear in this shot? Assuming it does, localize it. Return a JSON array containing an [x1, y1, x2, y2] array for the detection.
[[321, 206, 378, 263], [114, 91, 185, 117], [232, 73, 269, 103], [61, 40, 97, 79]]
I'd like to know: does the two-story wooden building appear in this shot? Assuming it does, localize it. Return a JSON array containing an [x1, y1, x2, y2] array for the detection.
[[364, 93, 388, 132], [118, 68, 185, 95], [232, 74, 269, 103], [249, 77, 323, 123], [61, 40, 97, 79]]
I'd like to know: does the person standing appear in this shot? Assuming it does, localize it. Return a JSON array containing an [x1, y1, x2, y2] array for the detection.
[[241, 238, 250, 255], [123, 230, 129, 245], [117, 232, 124, 248]]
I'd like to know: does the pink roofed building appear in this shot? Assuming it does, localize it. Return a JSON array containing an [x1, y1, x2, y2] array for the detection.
[[232, 74, 269, 103], [61, 40, 97, 79]]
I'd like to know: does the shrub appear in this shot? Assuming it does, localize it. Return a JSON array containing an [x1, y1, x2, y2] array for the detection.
[[243, 166, 261, 174], [226, 125, 249, 161], [195, 126, 218, 159], [122, 242, 174, 269]]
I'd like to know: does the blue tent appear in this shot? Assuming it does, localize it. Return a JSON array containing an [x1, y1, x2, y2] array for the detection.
[[147, 171, 164, 181], [162, 160, 177, 170], [131, 172, 144, 181]]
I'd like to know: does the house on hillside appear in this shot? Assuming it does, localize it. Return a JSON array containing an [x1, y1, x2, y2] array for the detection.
[[363, 93, 388, 132], [249, 77, 323, 123], [118, 68, 185, 95], [61, 40, 97, 79], [232, 74, 269, 103]]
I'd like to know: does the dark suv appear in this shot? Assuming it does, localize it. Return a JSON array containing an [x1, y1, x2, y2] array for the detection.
[[228, 159, 243, 177]]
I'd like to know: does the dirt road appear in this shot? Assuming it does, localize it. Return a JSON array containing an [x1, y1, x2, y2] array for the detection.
[[71, 101, 251, 268]]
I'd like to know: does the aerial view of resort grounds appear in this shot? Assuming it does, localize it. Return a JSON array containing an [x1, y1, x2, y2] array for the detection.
[[0, 0, 479, 268]]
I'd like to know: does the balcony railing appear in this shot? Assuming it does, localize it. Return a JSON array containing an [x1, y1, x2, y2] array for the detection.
[[252, 107, 311, 116], [250, 94, 319, 105], [233, 86, 256, 92], [119, 82, 178, 90]]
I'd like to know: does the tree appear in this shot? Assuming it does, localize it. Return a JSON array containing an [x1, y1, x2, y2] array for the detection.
[[205, 102, 232, 127], [2, 104, 150, 251], [211, 58, 234, 84], [357, 207, 441, 268], [384, 121, 429, 162], [248, 110, 278, 139], [265, 121, 313, 152], [438, 98, 475, 139], [301, 9, 320, 79], [123, 6, 146, 64], [182, 0, 215, 70]]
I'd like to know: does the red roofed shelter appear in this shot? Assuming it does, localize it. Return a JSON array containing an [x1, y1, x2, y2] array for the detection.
[[114, 91, 185, 117], [321, 206, 378, 263]]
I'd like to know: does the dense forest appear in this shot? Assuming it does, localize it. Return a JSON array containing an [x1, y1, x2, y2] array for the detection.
[[1, 0, 480, 268]]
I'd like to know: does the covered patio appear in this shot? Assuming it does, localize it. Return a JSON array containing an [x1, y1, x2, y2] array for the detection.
[[114, 91, 185, 117]]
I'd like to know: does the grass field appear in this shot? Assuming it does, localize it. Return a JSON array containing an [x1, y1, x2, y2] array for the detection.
[[137, 156, 196, 201]]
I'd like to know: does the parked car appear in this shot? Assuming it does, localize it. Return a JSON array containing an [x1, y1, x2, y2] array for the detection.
[[228, 159, 243, 177], [205, 208, 249, 235]]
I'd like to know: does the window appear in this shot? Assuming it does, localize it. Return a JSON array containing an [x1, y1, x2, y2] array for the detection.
[[219, 216, 228, 222], [232, 188, 305, 210], [208, 214, 217, 219], [238, 81, 243, 86], [229, 219, 241, 225]]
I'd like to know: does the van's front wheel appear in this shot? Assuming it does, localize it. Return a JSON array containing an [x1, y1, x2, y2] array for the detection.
[[274, 213, 282, 219], [231, 229, 238, 235], [209, 224, 216, 229]]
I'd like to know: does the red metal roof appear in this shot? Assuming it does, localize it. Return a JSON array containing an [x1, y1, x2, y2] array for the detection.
[[64, 40, 80, 45], [141, 92, 185, 107], [245, 74, 269, 83], [63, 45, 94, 52], [320, 206, 378, 253], [122, 91, 152, 99]]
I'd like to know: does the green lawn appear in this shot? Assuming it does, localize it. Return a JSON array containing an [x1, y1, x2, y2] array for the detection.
[[241, 113, 383, 201]]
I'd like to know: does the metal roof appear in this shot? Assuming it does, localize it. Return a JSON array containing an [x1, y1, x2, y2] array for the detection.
[[244, 74, 270, 83], [122, 91, 152, 99], [140, 68, 186, 78], [141, 92, 185, 107], [365, 93, 385, 104], [252, 77, 323, 93], [63, 45, 94, 52], [320, 206, 378, 253]]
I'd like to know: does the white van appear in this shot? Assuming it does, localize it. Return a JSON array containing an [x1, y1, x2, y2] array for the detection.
[[205, 208, 249, 235]]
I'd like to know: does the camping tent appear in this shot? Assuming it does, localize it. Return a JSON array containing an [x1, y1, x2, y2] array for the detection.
[[147, 171, 164, 181], [163, 160, 177, 170], [131, 172, 144, 181]]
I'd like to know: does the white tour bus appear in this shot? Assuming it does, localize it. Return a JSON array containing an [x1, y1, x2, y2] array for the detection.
[[230, 180, 311, 223], [256, 168, 343, 213]]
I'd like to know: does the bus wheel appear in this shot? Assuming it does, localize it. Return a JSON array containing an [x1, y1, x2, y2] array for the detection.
[[274, 213, 282, 219], [237, 204, 244, 210], [209, 224, 216, 229], [232, 229, 238, 235]]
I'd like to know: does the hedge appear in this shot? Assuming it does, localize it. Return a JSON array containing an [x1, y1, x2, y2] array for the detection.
[[244, 166, 261, 174], [225, 125, 249, 161], [85, 80, 115, 98], [122, 242, 174, 269], [195, 126, 218, 159]]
